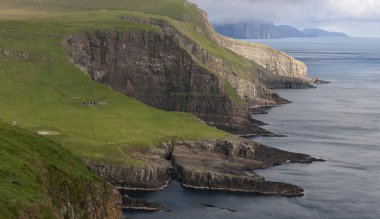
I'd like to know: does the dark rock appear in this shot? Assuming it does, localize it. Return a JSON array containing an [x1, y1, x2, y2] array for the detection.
[[123, 195, 169, 212], [63, 15, 296, 135], [85, 158, 173, 191], [240, 133, 287, 139], [249, 106, 269, 115], [310, 77, 331, 84], [171, 139, 319, 196], [64, 30, 264, 134], [86, 138, 323, 197], [201, 203, 237, 212]]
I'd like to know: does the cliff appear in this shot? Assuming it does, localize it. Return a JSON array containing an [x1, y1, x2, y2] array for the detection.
[[0, 1, 322, 217], [192, 9, 312, 89], [64, 30, 264, 134], [64, 8, 314, 134], [64, 13, 288, 134], [211, 35, 311, 88], [86, 138, 320, 197], [0, 121, 121, 219]]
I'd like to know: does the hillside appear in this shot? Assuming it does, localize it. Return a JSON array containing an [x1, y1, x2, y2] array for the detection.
[[0, 0, 303, 150], [0, 7, 230, 164], [0, 0, 320, 217], [0, 121, 120, 218]]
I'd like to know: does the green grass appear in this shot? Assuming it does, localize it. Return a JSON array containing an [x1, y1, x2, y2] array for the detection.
[[0, 0, 265, 77], [0, 121, 112, 218], [0, 10, 227, 164], [224, 81, 244, 104], [0, 0, 194, 20]]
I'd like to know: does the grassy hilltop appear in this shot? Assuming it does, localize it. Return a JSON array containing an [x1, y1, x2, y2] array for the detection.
[[0, 0, 235, 164]]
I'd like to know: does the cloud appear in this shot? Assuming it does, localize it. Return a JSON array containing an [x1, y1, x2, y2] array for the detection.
[[189, 0, 380, 37]]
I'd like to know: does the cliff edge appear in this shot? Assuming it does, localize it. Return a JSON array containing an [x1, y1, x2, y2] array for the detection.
[[193, 5, 312, 89]]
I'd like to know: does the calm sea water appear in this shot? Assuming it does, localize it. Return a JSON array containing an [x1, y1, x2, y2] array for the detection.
[[125, 38, 380, 219]]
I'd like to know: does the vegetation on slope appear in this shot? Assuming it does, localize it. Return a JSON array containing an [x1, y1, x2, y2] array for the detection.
[[0, 121, 118, 218], [1, 0, 268, 94], [0, 1, 283, 217], [0, 0, 273, 167], [0, 9, 227, 164]]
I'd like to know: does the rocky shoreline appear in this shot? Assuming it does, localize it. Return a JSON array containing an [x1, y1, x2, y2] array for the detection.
[[64, 4, 326, 215], [86, 137, 323, 212]]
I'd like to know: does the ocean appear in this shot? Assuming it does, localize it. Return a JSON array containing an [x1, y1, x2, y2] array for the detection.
[[125, 37, 380, 219]]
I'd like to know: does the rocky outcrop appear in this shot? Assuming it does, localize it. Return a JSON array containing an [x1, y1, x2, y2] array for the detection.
[[85, 158, 173, 191], [310, 77, 331, 84], [170, 139, 317, 196], [86, 138, 321, 197], [189, 4, 312, 89], [63, 7, 312, 131], [64, 29, 269, 134], [212, 37, 312, 89], [118, 16, 283, 105], [123, 196, 169, 212]]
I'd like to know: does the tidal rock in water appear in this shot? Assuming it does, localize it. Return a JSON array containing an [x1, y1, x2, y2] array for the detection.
[[123, 195, 169, 212], [310, 77, 331, 84], [201, 203, 237, 212]]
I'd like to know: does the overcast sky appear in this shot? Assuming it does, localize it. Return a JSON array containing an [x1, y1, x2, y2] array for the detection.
[[189, 0, 380, 37]]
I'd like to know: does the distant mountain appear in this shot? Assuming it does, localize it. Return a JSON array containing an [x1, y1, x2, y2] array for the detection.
[[302, 28, 349, 37], [214, 21, 349, 39]]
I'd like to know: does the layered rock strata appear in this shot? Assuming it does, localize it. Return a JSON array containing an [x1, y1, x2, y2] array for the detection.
[[86, 138, 320, 197], [64, 30, 271, 134], [211, 35, 312, 88], [123, 195, 169, 212]]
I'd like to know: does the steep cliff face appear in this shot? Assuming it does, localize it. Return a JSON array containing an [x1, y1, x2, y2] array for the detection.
[[86, 138, 320, 197], [119, 16, 286, 105], [85, 158, 173, 190], [64, 30, 268, 134], [212, 36, 311, 88], [63, 3, 312, 132]]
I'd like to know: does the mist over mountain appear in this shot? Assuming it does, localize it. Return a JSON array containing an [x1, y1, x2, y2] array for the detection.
[[190, 0, 380, 37], [214, 21, 349, 39]]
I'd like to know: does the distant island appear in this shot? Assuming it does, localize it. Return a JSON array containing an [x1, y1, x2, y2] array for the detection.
[[214, 21, 349, 39]]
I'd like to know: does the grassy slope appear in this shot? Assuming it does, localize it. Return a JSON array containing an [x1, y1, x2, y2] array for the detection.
[[1, 0, 264, 78], [0, 121, 113, 218], [0, 8, 227, 164]]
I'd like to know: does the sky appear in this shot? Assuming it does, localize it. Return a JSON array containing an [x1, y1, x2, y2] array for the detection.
[[189, 0, 380, 37]]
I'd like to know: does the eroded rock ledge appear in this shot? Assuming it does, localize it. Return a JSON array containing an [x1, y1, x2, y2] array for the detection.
[[86, 138, 321, 197]]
